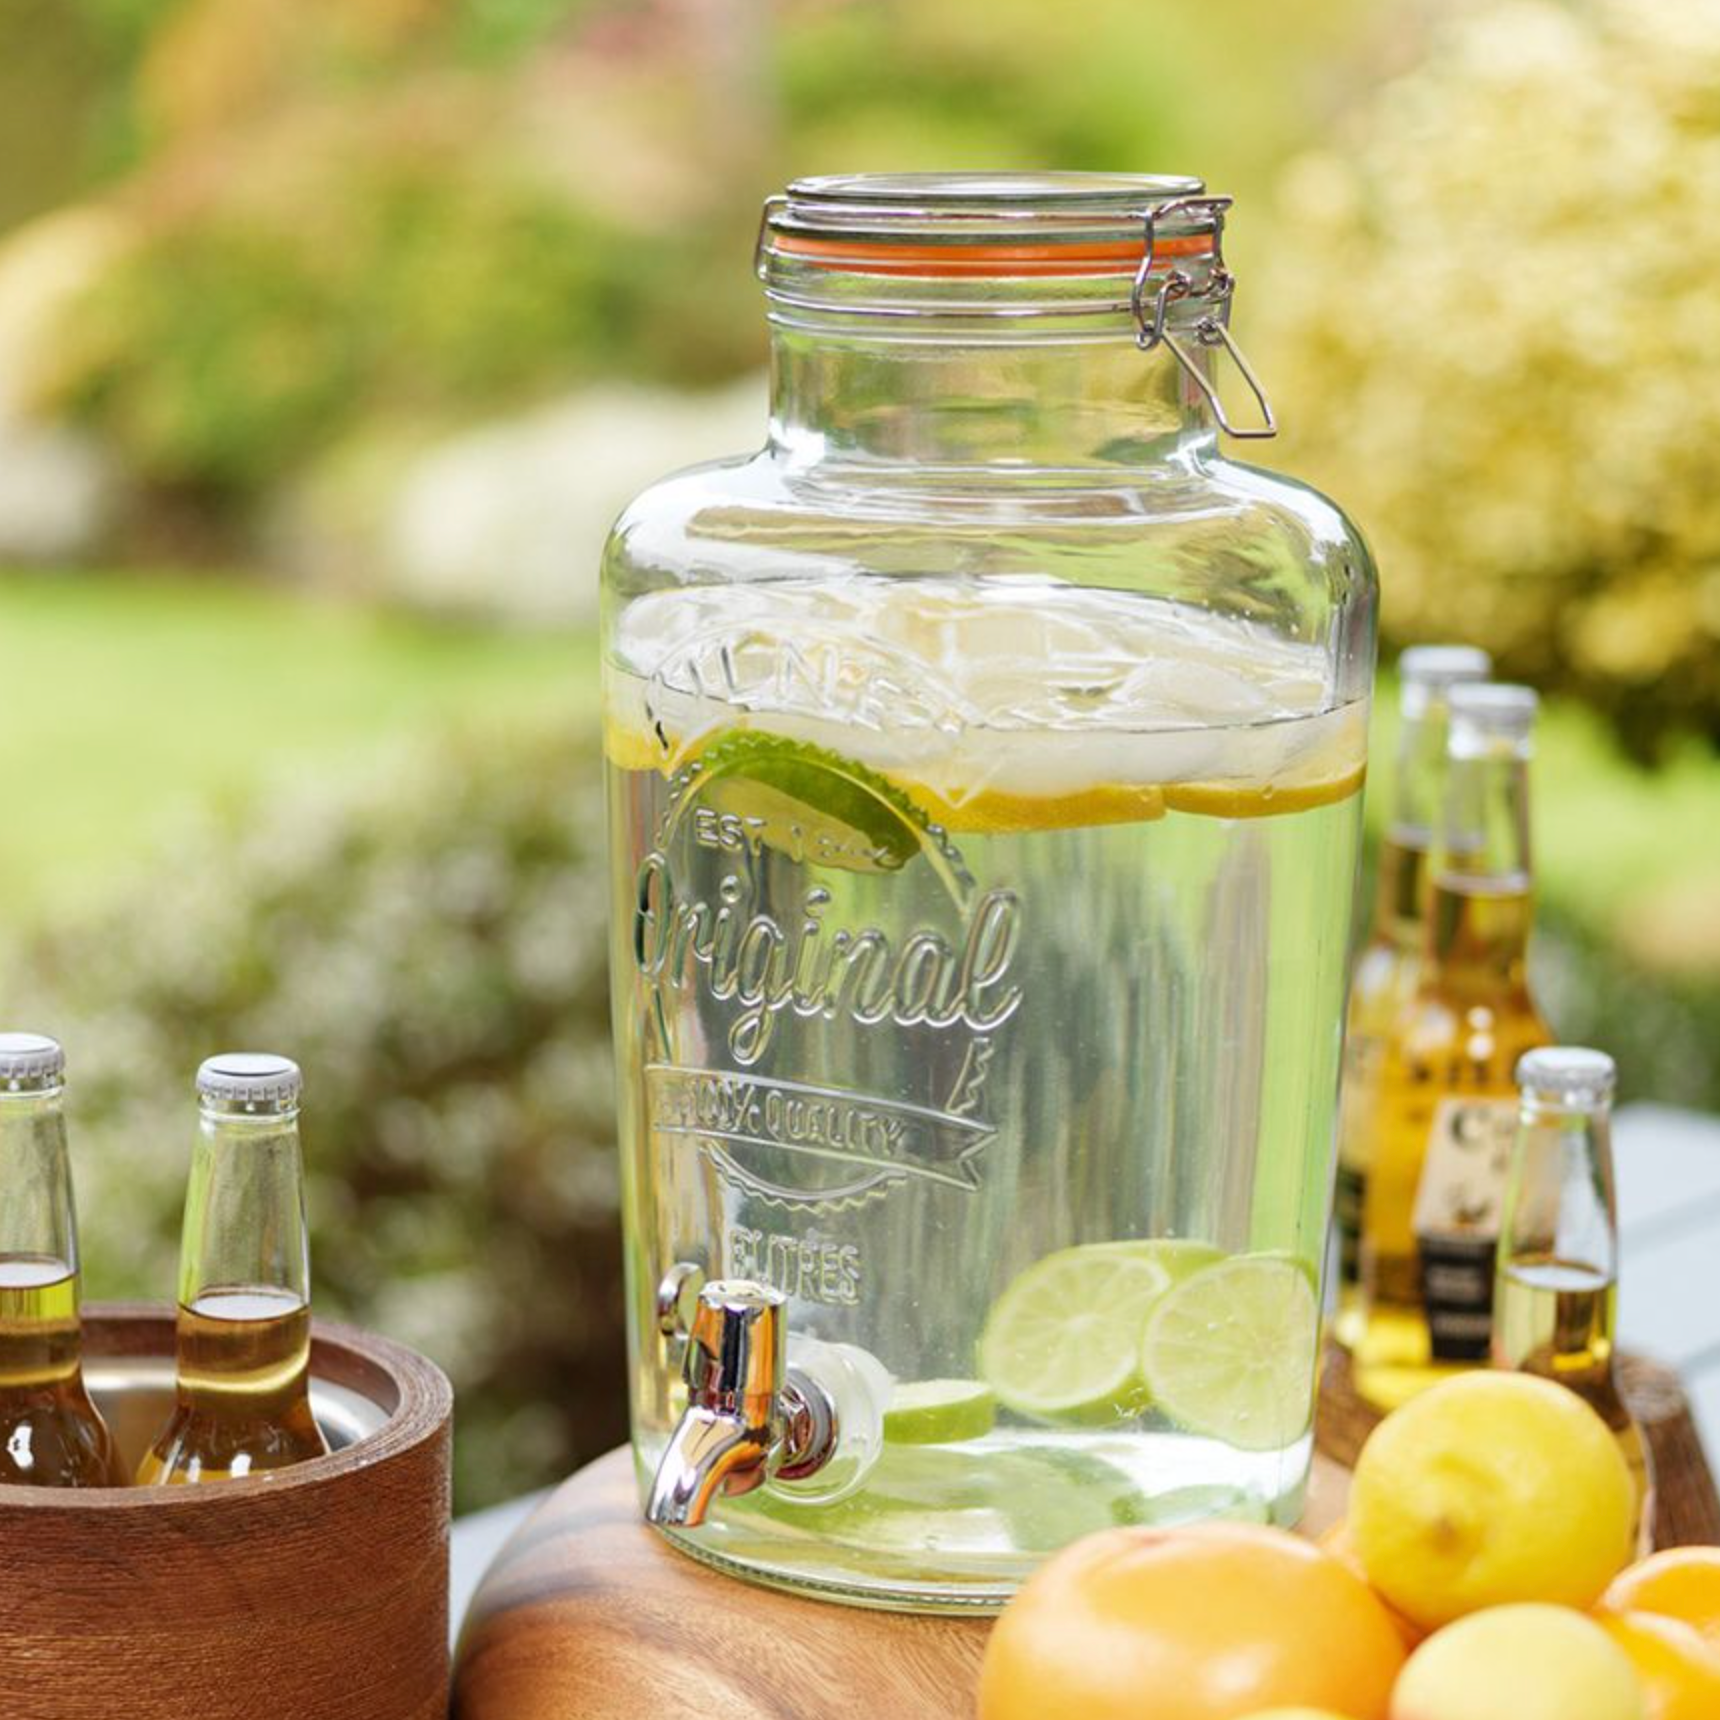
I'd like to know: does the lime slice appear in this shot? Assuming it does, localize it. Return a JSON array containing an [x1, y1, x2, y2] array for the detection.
[[1093, 1237, 1226, 1284], [883, 1379, 997, 1446], [978, 1245, 1172, 1423], [1139, 1254, 1319, 1452], [692, 731, 926, 873], [747, 1442, 1150, 1556]]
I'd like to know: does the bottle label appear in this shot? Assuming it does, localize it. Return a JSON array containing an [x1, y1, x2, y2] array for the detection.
[[1411, 1096, 1519, 1361], [1334, 1161, 1366, 1289]]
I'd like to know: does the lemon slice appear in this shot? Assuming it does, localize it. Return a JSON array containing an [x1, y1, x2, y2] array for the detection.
[[882, 1380, 998, 1446], [894, 777, 1168, 835], [691, 730, 927, 873], [978, 1245, 1172, 1424], [1139, 1254, 1319, 1452]]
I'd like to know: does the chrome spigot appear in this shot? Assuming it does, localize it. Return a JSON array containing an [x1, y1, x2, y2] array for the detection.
[[645, 1275, 838, 1530]]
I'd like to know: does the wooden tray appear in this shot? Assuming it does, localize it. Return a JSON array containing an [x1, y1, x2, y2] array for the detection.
[[452, 1353, 1718, 1720], [1317, 1347, 1720, 1547], [0, 1304, 453, 1720]]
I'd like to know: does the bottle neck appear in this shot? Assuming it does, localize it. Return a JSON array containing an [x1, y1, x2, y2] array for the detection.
[[767, 320, 1216, 470], [1370, 704, 1447, 949], [1371, 835, 1427, 952], [178, 1106, 311, 1311], [0, 1089, 81, 1287], [1426, 749, 1534, 991], [1497, 1102, 1619, 1379]]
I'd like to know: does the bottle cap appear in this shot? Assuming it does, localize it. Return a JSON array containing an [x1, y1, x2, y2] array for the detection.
[[1399, 647, 1495, 719], [1400, 645, 1493, 688], [0, 1032, 65, 1091], [197, 1053, 303, 1110], [1517, 1047, 1616, 1110], [1448, 682, 1538, 749], [1449, 681, 1538, 725]]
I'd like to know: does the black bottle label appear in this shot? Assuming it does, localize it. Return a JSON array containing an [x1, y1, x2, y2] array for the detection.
[[1412, 1097, 1518, 1362]]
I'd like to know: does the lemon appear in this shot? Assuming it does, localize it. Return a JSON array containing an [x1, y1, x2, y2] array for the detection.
[[978, 1246, 1172, 1423], [883, 1380, 997, 1445], [1138, 1254, 1319, 1451], [1351, 1373, 1637, 1631], [1389, 1604, 1646, 1720]]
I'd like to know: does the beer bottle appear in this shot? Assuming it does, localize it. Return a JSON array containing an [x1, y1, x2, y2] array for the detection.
[[137, 1054, 329, 1484], [1495, 1047, 1653, 1551], [1334, 645, 1491, 1349], [1354, 684, 1552, 1410], [0, 1032, 126, 1486]]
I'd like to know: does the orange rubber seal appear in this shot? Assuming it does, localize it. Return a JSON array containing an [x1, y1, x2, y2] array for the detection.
[[771, 232, 1215, 279]]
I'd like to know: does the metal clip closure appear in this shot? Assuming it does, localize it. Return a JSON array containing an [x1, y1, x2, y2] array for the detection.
[[1131, 196, 1277, 441], [754, 194, 788, 282]]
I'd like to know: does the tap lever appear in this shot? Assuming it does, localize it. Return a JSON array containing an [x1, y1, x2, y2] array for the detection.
[[654, 1261, 705, 1341]]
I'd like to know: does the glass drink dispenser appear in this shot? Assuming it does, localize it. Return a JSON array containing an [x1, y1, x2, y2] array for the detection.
[[601, 174, 1377, 1610]]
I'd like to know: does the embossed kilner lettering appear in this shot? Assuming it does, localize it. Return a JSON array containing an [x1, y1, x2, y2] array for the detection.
[[635, 856, 1021, 1066]]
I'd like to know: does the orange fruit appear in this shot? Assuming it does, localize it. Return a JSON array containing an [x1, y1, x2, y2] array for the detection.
[[1601, 1548, 1720, 1652], [976, 1523, 1407, 1720], [1238, 1711, 1358, 1720], [1596, 1611, 1720, 1720]]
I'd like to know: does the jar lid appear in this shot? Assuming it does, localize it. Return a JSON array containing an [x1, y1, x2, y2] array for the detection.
[[763, 172, 1218, 278], [756, 173, 1275, 438]]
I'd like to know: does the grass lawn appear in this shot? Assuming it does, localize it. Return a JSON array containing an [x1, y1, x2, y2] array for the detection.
[[0, 571, 599, 922]]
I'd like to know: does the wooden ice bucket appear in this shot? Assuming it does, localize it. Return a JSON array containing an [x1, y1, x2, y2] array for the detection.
[[0, 1303, 452, 1720]]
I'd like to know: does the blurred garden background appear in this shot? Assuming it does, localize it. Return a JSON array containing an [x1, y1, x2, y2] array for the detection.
[[0, 0, 1716, 1510]]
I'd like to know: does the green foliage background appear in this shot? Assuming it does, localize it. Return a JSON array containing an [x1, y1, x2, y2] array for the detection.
[[15, 0, 1370, 501], [16, 0, 1717, 742], [0, 0, 1717, 1513]]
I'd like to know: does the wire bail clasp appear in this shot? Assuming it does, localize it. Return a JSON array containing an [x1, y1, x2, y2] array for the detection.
[[1130, 196, 1277, 440], [754, 194, 788, 282]]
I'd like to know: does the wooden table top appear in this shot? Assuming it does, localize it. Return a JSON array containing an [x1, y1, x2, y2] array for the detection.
[[450, 1444, 1350, 1720], [451, 1348, 1719, 1720]]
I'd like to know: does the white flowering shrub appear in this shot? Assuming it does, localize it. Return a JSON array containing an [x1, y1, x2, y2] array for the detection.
[[1256, 0, 1720, 750], [6, 724, 623, 1510]]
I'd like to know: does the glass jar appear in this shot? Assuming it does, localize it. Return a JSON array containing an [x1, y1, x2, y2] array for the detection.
[[601, 173, 1377, 1611]]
